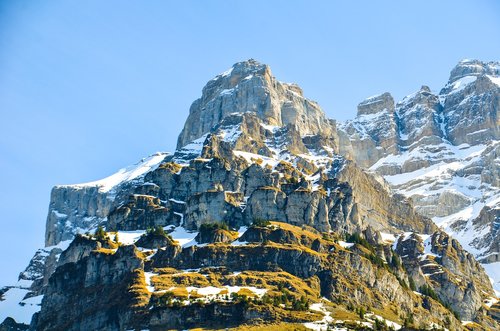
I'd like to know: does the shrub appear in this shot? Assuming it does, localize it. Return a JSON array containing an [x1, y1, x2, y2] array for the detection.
[[419, 284, 439, 301], [199, 222, 229, 232], [403, 312, 414, 327], [420, 284, 460, 319], [94, 226, 108, 241], [291, 295, 309, 311], [390, 251, 401, 269], [252, 218, 271, 227], [365, 253, 385, 268], [146, 225, 167, 237], [408, 276, 416, 291], [346, 232, 374, 252], [357, 306, 366, 319]]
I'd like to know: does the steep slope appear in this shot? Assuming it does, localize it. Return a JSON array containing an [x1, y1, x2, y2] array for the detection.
[[338, 59, 500, 294], [1, 60, 498, 331]]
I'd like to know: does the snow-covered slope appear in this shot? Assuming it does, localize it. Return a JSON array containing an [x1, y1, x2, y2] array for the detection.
[[67, 152, 168, 194], [45, 152, 168, 246]]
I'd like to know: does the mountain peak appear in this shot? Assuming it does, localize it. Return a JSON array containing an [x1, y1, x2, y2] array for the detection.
[[209, 59, 270, 84], [448, 59, 500, 83], [356, 92, 394, 116], [176, 60, 331, 149]]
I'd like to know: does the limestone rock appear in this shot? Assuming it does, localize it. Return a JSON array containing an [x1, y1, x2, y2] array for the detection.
[[340, 60, 500, 289], [34, 245, 144, 331], [177, 59, 334, 149], [107, 194, 173, 231]]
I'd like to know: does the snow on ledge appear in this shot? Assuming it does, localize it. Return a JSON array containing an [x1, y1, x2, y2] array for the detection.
[[59, 152, 167, 193], [486, 75, 500, 87]]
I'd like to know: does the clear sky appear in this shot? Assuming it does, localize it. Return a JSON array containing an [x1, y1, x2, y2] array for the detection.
[[0, 0, 499, 285]]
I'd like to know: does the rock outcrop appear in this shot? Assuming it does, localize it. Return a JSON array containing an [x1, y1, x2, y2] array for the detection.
[[34, 245, 144, 331], [337, 59, 500, 295], [176, 59, 335, 149], [30, 221, 498, 330]]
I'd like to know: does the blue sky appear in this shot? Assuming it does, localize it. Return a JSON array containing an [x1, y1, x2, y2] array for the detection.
[[0, 1, 499, 285]]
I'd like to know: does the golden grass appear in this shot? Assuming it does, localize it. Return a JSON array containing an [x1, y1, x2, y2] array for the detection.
[[94, 248, 116, 255], [214, 228, 239, 242], [158, 161, 182, 173], [152, 267, 179, 274], [149, 287, 189, 299], [229, 323, 310, 331], [237, 288, 257, 297], [189, 290, 204, 299], [330, 308, 360, 321], [170, 287, 189, 298], [128, 269, 151, 307], [372, 306, 402, 324], [185, 325, 309, 331], [260, 186, 281, 191], [463, 321, 483, 330], [270, 222, 322, 241], [151, 272, 211, 290], [221, 271, 320, 299]]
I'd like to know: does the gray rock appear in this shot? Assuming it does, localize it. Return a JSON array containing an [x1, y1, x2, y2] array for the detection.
[[337, 59, 500, 281], [177, 59, 334, 149]]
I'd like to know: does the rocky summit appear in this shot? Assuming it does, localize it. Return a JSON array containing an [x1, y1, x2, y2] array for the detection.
[[1, 59, 499, 331]]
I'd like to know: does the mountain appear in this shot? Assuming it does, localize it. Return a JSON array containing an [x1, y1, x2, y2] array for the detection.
[[1, 59, 499, 331], [337, 59, 500, 290]]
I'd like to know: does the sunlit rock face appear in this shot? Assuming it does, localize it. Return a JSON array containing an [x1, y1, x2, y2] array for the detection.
[[176, 59, 336, 150], [337, 59, 500, 293]]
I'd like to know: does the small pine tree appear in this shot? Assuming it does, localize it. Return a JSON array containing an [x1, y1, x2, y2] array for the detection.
[[146, 225, 167, 237], [419, 284, 439, 301], [390, 253, 401, 269], [403, 312, 414, 327], [94, 226, 108, 241], [408, 276, 416, 291], [358, 306, 365, 319], [252, 218, 271, 227]]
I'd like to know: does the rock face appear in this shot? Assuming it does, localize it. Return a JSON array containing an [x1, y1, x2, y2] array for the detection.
[[338, 92, 398, 168], [176, 59, 335, 149], [29, 221, 497, 331], [337, 59, 500, 293], [45, 153, 168, 246], [2, 59, 499, 330], [394, 231, 492, 321], [34, 245, 144, 331], [0, 318, 29, 331]]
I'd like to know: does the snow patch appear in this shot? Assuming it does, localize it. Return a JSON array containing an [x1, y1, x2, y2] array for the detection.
[[303, 301, 334, 331], [144, 272, 158, 293], [0, 288, 41, 324], [482, 262, 500, 295], [63, 153, 167, 193], [338, 241, 354, 249], [114, 230, 145, 245], [166, 226, 198, 248], [447, 75, 477, 94], [486, 75, 500, 87]]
